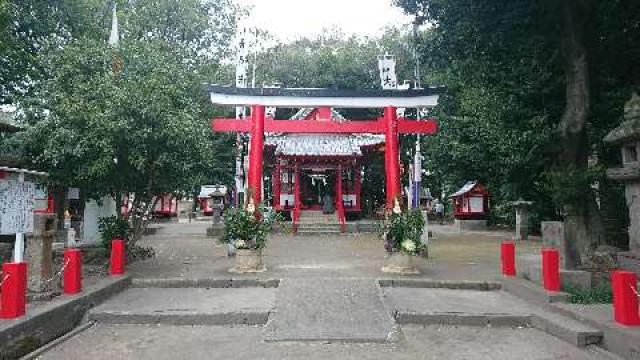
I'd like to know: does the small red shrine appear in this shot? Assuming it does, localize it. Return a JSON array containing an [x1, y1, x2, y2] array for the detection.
[[152, 193, 178, 217], [449, 181, 489, 219]]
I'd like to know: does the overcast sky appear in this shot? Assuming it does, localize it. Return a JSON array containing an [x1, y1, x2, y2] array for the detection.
[[233, 0, 412, 42]]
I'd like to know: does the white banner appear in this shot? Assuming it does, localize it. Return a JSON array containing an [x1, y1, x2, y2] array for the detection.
[[0, 180, 35, 234], [378, 55, 398, 90], [236, 28, 249, 119]]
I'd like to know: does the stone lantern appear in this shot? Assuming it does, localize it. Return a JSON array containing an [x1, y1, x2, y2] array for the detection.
[[511, 200, 533, 241], [604, 92, 640, 254]]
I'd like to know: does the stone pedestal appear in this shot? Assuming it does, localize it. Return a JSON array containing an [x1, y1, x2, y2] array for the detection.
[[381, 252, 419, 274], [26, 213, 58, 294], [454, 219, 487, 231], [230, 249, 265, 273], [541, 221, 567, 268], [624, 183, 640, 254]]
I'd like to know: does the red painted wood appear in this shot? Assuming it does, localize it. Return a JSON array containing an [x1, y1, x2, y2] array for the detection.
[[247, 106, 265, 205], [355, 167, 362, 211], [273, 162, 281, 208], [293, 163, 301, 230], [384, 107, 400, 207], [212, 118, 438, 134], [336, 164, 346, 232]]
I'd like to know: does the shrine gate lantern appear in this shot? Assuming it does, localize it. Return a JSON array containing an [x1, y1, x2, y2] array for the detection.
[[449, 181, 489, 230], [208, 86, 444, 231]]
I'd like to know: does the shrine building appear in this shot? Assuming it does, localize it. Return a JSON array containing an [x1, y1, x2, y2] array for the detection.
[[265, 107, 384, 219]]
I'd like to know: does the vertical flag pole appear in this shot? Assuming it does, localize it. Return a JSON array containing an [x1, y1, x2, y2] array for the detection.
[[235, 27, 249, 206]]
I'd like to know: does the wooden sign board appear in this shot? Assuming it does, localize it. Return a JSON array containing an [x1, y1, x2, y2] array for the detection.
[[0, 179, 35, 234]]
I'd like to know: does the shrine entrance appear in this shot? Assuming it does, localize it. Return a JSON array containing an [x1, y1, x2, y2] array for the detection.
[[208, 85, 444, 232], [299, 168, 332, 211]]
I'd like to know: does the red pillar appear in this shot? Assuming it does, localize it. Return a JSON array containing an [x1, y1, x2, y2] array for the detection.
[[541, 248, 560, 292], [293, 162, 301, 228], [355, 164, 362, 211], [63, 248, 82, 294], [384, 106, 400, 207], [611, 270, 640, 325], [0, 262, 27, 319], [110, 239, 126, 275], [273, 160, 281, 209], [336, 164, 346, 232], [501, 241, 516, 276], [248, 105, 265, 205]]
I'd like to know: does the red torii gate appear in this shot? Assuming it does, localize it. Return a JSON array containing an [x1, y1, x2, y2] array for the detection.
[[208, 86, 444, 208]]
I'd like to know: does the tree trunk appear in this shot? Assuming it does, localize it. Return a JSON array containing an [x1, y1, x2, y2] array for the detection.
[[557, 0, 603, 268]]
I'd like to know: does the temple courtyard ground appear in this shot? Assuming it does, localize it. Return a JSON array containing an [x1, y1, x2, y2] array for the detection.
[[36, 221, 623, 359]]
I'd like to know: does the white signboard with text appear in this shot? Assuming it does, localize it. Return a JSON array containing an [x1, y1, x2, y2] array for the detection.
[[0, 179, 35, 234]]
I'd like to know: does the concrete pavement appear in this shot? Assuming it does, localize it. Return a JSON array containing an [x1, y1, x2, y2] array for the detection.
[[27, 221, 621, 360]]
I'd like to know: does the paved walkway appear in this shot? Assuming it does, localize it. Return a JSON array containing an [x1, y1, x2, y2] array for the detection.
[[129, 222, 543, 281], [36, 222, 614, 360]]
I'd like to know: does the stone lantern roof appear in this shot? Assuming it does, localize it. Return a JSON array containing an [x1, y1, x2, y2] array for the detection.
[[604, 92, 640, 145]]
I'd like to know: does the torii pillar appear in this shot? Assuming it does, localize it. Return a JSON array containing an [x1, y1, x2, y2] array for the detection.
[[384, 106, 401, 206], [247, 105, 265, 206]]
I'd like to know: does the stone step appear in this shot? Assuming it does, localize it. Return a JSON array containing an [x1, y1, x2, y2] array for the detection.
[[502, 277, 570, 307], [88, 288, 275, 326], [382, 287, 602, 348], [266, 278, 396, 342]]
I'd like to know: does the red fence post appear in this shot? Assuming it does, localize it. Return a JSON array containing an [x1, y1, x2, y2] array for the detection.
[[541, 248, 560, 292], [611, 270, 640, 326], [110, 239, 126, 275], [63, 248, 82, 294], [501, 241, 516, 276], [0, 262, 27, 319]]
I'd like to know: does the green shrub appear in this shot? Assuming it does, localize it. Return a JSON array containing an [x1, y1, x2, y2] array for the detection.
[[565, 285, 613, 304], [97, 216, 130, 250], [379, 207, 425, 256]]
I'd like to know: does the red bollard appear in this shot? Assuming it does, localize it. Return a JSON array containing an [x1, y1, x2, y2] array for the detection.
[[541, 248, 561, 292], [110, 239, 126, 275], [63, 248, 82, 294], [0, 262, 27, 319], [501, 241, 516, 276], [611, 270, 640, 326]]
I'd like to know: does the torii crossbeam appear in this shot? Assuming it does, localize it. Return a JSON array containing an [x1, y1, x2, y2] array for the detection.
[[208, 85, 445, 208]]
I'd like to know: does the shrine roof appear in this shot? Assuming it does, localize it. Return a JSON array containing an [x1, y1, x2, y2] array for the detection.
[[449, 181, 480, 198], [265, 133, 384, 157]]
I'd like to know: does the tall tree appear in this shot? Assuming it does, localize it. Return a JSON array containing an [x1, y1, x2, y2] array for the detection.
[[394, 0, 639, 264], [13, 0, 238, 241]]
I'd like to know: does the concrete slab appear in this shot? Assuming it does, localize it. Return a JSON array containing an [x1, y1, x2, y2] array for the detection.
[[39, 323, 605, 360], [383, 288, 531, 316], [89, 288, 275, 325], [554, 303, 640, 359], [381, 287, 601, 347], [0, 275, 130, 359], [267, 278, 395, 342]]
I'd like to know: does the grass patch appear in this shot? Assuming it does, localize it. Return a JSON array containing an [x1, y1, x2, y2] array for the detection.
[[564, 286, 613, 304]]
